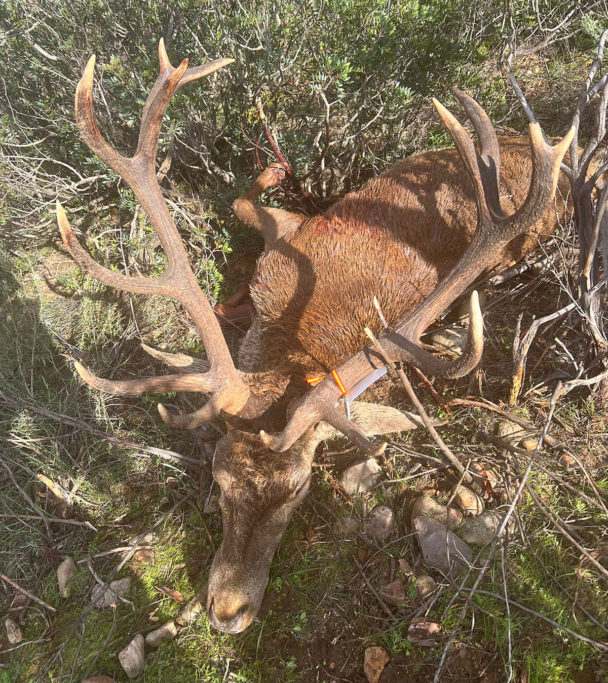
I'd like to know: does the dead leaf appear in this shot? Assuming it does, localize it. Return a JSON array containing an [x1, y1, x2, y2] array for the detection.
[[407, 617, 441, 646], [357, 546, 373, 564], [364, 645, 390, 683], [379, 579, 405, 605], [156, 586, 184, 603]]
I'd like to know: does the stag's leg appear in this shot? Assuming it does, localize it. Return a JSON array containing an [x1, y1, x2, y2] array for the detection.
[[232, 163, 305, 249], [214, 282, 254, 326]]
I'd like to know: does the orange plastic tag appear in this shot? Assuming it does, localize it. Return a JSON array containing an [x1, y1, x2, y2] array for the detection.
[[331, 370, 348, 396]]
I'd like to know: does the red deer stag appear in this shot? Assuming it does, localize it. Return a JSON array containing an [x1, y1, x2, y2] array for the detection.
[[57, 41, 572, 634]]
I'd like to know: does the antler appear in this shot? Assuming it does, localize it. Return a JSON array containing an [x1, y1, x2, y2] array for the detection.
[[261, 88, 574, 454], [57, 40, 250, 428]]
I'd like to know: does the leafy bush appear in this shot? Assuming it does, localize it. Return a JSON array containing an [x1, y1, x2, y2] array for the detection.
[[1, 0, 600, 247]]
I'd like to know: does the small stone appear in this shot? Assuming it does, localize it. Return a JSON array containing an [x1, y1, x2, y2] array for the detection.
[[145, 621, 178, 647], [118, 634, 144, 679], [367, 505, 395, 543], [432, 327, 467, 355], [497, 420, 525, 441], [4, 617, 22, 645], [452, 486, 484, 516], [339, 458, 383, 495], [410, 495, 462, 530], [91, 578, 131, 609], [415, 574, 437, 596], [560, 453, 575, 467], [364, 645, 390, 683], [521, 437, 538, 451], [414, 516, 472, 576], [407, 617, 441, 646], [398, 558, 414, 576], [57, 557, 77, 598], [177, 596, 204, 625], [460, 510, 510, 546]]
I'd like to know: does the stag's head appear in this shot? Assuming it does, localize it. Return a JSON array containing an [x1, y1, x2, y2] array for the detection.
[[207, 430, 315, 632], [58, 42, 572, 634]]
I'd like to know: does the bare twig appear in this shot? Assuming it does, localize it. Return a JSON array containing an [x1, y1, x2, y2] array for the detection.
[[364, 327, 472, 483], [0, 573, 56, 613], [0, 390, 199, 466]]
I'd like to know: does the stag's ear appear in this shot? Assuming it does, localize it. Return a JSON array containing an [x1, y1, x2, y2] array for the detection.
[[314, 402, 443, 441]]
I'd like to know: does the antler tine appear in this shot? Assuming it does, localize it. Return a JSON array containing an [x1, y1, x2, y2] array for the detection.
[[74, 361, 215, 395], [262, 92, 574, 453], [60, 43, 249, 423], [451, 87, 502, 217]]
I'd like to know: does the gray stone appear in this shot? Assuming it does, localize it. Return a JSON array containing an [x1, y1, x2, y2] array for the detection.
[[414, 516, 472, 576], [367, 505, 395, 543], [460, 510, 510, 546], [410, 495, 462, 530], [340, 458, 383, 495], [4, 617, 22, 645], [91, 578, 131, 609], [57, 557, 77, 598], [452, 486, 484, 516], [432, 327, 467, 355], [145, 621, 178, 647], [118, 634, 144, 679]]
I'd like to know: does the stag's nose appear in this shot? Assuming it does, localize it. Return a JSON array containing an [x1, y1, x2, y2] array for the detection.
[[207, 597, 249, 634]]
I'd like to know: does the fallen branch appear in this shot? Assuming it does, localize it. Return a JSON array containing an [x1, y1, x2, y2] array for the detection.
[[0, 573, 56, 613]]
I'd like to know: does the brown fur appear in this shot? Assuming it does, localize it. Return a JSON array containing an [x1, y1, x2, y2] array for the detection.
[[242, 137, 569, 378]]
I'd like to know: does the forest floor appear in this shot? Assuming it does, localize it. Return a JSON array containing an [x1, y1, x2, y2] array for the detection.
[[1, 201, 607, 683]]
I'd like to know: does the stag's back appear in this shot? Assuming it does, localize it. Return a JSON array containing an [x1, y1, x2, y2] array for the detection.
[[244, 136, 569, 374]]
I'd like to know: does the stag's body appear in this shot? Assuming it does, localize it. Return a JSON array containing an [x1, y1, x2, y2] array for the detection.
[[58, 42, 572, 635], [238, 137, 567, 378]]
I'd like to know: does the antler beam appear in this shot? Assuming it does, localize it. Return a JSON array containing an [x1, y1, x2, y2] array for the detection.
[[58, 41, 250, 427]]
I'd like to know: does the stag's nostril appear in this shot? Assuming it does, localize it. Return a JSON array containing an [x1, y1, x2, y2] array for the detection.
[[208, 598, 249, 633]]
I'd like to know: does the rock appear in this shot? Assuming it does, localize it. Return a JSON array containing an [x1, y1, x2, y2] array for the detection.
[[363, 645, 390, 683], [460, 510, 510, 546], [415, 574, 437, 596], [57, 557, 77, 598], [398, 558, 414, 576], [560, 453, 575, 467], [407, 617, 441, 646], [91, 578, 131, 609], [177, 596, 204, 625], [367, 505, 395, 543], [379, 579, 405, 606], [410, 495, 462, 530], [4, 617, 22, 645], [521, 437, 538, 451], [118, 634, 144, 679], [414, 517, 472, 576], [340, 458, 383, 495], [452, 486, 484, 516], [145, 621, 178, 647], [432, 327, 467, 355], [497, 420, 525, 442]]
